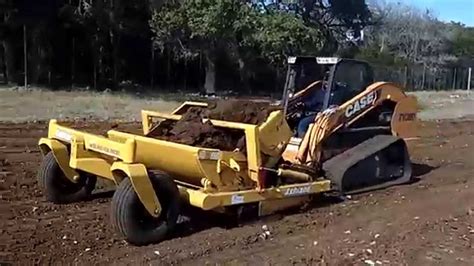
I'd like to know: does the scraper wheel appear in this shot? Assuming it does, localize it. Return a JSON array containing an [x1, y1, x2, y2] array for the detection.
[[111, 172, 180, 246], [37, 152, 97, 204]]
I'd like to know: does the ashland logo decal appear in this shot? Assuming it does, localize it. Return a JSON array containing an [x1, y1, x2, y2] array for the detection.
[[345, 91, 378, 118]]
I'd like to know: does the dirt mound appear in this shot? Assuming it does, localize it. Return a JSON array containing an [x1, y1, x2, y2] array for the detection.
[[153, 100, 280, 151], [205, 100, 279, 125], [156, 107, 243, 151]]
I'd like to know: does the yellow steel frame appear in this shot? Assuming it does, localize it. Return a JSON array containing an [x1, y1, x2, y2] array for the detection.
[[178, 179, 330, 210], [141, 109, 263, 184], [38, 108, 329, 218], [38, 137, 80, 183], [39, 84, 416, 218], [178, 180, 331, 210], [111, 162, 161, 216], [171, 101, 209, 115]]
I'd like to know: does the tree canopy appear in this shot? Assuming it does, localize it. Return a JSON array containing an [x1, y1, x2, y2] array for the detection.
[[149, 0, 371, 93], [0, 0, 472, 92]]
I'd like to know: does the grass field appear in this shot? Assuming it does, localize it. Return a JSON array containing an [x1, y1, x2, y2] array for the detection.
[[0, 88, 180, 122], [0, 86, 472, 122]]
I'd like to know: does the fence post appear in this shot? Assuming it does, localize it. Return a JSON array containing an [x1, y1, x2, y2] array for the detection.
[[167, 48, 171, 85], [71, 37, 75, 87], [468, 67, 472, 92], [403, 65, 408, 88], [421, 64, 426, 90], [93, 60, 97, 90], [452, 68, 457, 90], [23, 24, 27, 88], [150, 44, 155, 90]]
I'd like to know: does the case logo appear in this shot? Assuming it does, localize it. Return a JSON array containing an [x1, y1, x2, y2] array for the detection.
[[345, 91, 378, 118]]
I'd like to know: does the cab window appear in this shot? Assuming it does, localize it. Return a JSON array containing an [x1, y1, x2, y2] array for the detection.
[[328, 61, 374, 106]]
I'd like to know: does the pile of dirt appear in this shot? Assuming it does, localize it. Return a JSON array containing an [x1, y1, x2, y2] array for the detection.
[[153, 100, 281, 151], [205, 100, 279, 124], [155, 107, 242, 151]]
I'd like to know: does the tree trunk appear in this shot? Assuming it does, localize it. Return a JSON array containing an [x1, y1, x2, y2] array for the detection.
[[204, 52, 216, 95], [30, 23, 50, 85], [71, 37, 75, 85], [3, 11, 15, 85], [237, 57, 251, 94], [3, 39, 15, 85], [150, 45, 155, 90], [111, 30, 119, 90]]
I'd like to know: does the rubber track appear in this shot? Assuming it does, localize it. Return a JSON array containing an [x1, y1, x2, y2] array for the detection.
[[322, 134, 412, 194]]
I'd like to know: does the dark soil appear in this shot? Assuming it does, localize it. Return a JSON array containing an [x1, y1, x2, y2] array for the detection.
[[151, 100, 281, 151], [1, 119, 473, 265], [154, 107, 243, 151], [205, 99, 279, 124]]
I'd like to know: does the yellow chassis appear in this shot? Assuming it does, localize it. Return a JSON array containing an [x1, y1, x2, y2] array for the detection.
[[38, 102, 332, 218], [38, 78, 418, 219]]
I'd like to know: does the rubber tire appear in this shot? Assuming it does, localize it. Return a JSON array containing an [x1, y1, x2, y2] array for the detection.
[[111, 172, 180, 246], [37, 152, 97, 204]]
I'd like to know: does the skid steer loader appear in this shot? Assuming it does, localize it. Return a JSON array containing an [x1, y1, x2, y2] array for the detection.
[[280, 56, 417, 194], [37, 56, 418, 246]]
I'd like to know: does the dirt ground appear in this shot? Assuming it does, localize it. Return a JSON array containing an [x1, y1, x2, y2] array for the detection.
[[0, 118, 473, 265]]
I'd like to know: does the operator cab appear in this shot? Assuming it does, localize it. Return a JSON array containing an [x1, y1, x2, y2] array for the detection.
[[326, 59, 374, 107], [282, 56, 374, 135]]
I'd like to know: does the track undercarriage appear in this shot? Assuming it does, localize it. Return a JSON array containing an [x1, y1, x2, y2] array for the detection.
[[323, 135, 412, 194]]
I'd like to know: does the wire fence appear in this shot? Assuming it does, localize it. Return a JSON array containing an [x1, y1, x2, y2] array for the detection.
[[374, 64, 473, 91]]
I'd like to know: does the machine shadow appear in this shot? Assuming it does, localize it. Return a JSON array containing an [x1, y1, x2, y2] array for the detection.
[[171, 163, 440, 240], [169, 194, 346, 240], [89, 189, 115, 201], [171, 205, 241, 239], [85, 164, 439, 242], [172, 197, 340, 241], [412, 162, 438, 178]]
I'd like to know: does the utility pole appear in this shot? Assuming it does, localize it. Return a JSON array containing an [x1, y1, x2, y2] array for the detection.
[[421, 64, 426, 90], [150, 45, 155, 90], [403, 65, 408, 88], [71, 37, 75, 86], [468, 67, 472, 92], [23, 24, 27, 88], [452, 68, 457, 90]]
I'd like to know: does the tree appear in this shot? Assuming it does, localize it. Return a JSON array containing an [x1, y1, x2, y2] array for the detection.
[[59, 0, 153, 89], [451, 26, 474, 58], [151, 0, 242, 94], [0, 0, 17, 84], [261, 0, 373, 53], [150, 0, 324, 94], [361, 1, 455, 66], [248, 10, 323, 65]]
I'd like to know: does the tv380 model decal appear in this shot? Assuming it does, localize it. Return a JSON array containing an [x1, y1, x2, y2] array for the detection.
[[345, 90, 379, 118]]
